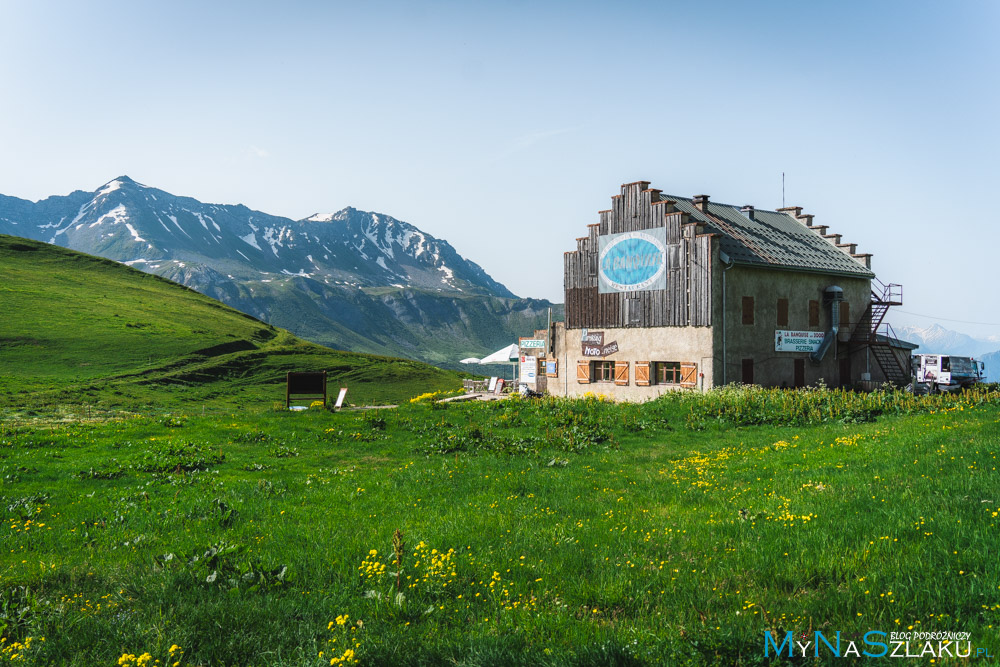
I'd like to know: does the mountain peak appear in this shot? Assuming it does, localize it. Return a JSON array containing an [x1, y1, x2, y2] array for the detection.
[[305, 212, 337, 223], [1, 179, 516, 298], [94, 176, 146, 198]]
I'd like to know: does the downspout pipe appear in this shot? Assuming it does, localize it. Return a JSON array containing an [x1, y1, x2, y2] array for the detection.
[[720, 251, 734, 384], [810, 285, 843, 363]]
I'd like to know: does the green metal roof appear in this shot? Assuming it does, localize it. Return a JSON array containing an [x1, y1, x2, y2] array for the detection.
[[666, 196, 875, 279]]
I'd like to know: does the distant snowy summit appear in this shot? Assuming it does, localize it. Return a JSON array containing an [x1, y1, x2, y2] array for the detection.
[[891, 323, 999, 358], [304, 212, 337, 223], [0, 176, 515, 298]]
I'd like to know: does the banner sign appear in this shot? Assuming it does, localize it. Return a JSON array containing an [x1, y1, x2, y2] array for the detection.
[[598, 227, 667, 294], [519, 339, 545, 349], [582, 340, 619, 357], [775, 330, 826, 352], [520, 355, 538, 384], [582, 330, 604, 346]]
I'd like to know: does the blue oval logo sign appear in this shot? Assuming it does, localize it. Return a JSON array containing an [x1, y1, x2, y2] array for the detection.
[[598, 231, 666, 292]]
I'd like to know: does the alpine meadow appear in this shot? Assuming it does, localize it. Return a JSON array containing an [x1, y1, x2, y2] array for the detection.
[[3, 235, 1000, 664]]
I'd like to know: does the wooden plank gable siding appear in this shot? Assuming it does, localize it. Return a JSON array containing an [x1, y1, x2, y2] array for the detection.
[[564, 182, 713, 329]]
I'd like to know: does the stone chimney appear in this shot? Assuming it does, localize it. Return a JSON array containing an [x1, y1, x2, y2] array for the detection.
[[693, 194, 710, 212], [852, 253, 872, 269], [740, 205, 755, 221]]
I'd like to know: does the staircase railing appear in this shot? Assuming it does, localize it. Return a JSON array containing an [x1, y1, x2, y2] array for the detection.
[[875, 322, 903, 347], [872, 278, 902, 306]]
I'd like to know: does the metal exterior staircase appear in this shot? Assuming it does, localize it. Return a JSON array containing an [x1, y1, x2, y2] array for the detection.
[[849, 280, 908, 386]]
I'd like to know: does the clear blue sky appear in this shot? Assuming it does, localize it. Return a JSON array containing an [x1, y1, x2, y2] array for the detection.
[[2, 1, 998, 336]]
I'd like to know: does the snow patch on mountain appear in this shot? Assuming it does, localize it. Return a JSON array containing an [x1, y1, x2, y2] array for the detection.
[[37, 217, 65, 230], [438, 264, 456, 287], [92, 204, 131, 230], [95, 179, 124, 198], [165, 214, 190, 238], [262, 227, 287, 256], [306, 213, 336, 222], [124, 222, 146, 243], [190, 210, 210, 230], [237, 232, 260, 250]]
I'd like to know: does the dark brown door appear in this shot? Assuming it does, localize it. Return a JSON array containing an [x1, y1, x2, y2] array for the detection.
[[839, 357, 852, 388], [741, 359, 754, 385], [794, 359, 805, 388]]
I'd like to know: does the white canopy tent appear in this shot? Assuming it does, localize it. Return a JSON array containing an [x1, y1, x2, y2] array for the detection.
[[465, 343, 519, 382], [478, 344, 518, 364]]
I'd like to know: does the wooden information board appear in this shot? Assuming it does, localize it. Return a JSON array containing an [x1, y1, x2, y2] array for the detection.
[[286, 371, 327, 409]]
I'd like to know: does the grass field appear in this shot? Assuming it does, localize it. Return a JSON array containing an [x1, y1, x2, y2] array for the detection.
[[0, 235, 464, 410], [3, 386, 1000, 665]]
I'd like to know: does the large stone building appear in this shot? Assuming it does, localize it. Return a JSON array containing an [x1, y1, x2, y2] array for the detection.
[[535, 180, 910, 399]]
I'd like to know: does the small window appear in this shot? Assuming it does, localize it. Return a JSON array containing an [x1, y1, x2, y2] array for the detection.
[[591, 360, 615, 383], [628, 297, 641, 326], [653, 361, 682, 385], [809, 300, 820, 327], [742, 296, 755, 325], [776, 298, 788, 327]]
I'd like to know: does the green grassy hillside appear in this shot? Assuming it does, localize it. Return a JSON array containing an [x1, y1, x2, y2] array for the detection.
[[0, 235, 463, 409], [3, 388, 1000, 665]]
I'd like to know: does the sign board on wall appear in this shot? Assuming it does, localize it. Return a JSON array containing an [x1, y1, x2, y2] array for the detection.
[[520, 355, 538, 384], [775, 330, 826, 352], [519, 339, 545, 349], [598, 227, 668, 294], [581, 331, 619, 357]]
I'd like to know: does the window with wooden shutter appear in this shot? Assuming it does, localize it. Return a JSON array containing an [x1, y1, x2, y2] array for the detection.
[[809, 300, 819, 327], [777, 298, 788, 327], [742, 296, 754, 325], [653, 361, 681, 385], [635, 362, 650, 386], [680, 362, 698, 388], [840, 301, 851, 327], [576, 360, 591, 384], [614, 361, 629, 386], [592, 361, 614, 382]]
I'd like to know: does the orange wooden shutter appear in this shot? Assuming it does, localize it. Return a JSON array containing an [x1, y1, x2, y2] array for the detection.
[[635, 362, 650, 386], [576, 360, 591, 384], [614, 361, 629, 386], [680, 362, 698, 388]]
